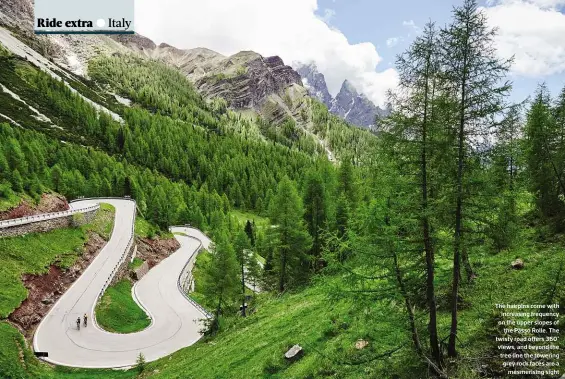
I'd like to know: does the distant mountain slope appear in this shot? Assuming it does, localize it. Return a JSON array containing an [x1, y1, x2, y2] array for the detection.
[[0, 3, 377, 163], [294, 62, 389, 129], [141, 46, 306, 123]]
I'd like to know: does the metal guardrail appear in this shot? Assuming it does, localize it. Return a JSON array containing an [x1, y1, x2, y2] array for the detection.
[[171, 225, 213, 319], [88, 198, 137, 301], [69, 197, 137, 301], [0, 204, 100, 229], [97, 232, 134, 300]]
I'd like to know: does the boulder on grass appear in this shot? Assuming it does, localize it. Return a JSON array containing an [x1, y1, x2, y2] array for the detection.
[[355, 339, 369, 350], [284, 344, 304, 362], [511, 258, 524, 270]]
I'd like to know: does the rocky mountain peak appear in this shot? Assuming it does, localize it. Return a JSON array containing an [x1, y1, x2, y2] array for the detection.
[[333, 80, 358, 113], [110, 34, 157, 51], [339, 79, 358, 97], [294, 62, 388, 129], [182, 50, 302, 110], [295, 62, 332, 107]]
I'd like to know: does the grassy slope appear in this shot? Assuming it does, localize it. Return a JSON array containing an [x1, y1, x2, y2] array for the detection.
[[147, 278, 408, 379], [140, 229, 564, 379], [0, 228, 87, 317], [0, 204, 114, 317], [90, 203, 116, 240], [95, 279, 151, 334], [0, 191, 22, 212], [94, 215, 175, 334], [230, 210, 269, 231], [446, 239, 565, 378], [135, 216, 174, 239], [0, 203, 132, 379], [0, 322, 137, 379]]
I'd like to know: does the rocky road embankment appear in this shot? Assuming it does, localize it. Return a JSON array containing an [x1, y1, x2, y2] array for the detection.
[[0, 193, 69, 221], [136, 236, 180, 269], [8, 232, 105, 339]]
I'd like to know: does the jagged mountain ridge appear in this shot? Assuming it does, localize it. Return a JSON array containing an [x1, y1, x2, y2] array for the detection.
[[294, 62, 388, 129], [0, 1, 383, 131], [0, 0, 366, 163], [97, 36, 307, 124], [147, 47, 305, 118], [93, 33, 382, 131], [295, 63, 332, 106]]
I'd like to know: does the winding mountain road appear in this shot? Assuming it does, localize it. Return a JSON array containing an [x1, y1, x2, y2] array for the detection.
[[32, 199, 208, 368]]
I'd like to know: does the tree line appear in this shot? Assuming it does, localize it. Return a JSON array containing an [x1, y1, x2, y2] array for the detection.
[[317, 0, 565, 375]]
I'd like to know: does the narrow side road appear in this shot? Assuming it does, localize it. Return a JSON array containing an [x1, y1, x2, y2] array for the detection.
[[33, 199, 208, 368]]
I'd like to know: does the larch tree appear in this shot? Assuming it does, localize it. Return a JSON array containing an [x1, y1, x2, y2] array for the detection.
[[270, 176, 312, 292], [525, 84, 565, 229], [244, 220, 255, 246], [391, 21, 443, 366], [233, 229, 252, 317], [488, 104, 523, 251], [303, 170, 328, 270], [439, 0, 512, 357], [338, 157, 357, 209], [203, 230, 239, 333]]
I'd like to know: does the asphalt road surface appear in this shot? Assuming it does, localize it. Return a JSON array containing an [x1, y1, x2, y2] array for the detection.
[[33, 199, 208, 368]]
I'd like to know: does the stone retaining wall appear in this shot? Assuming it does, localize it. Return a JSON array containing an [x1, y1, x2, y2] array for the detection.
[[0, 209, 98, 238]]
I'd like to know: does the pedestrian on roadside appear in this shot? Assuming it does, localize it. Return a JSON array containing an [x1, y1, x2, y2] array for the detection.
[[76, 317, 81, 330], [83, 313, 88, 327]]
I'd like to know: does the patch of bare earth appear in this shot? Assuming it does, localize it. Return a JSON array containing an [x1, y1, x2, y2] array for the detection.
[[8, 228, 180, 339], [0, 193, 69, 221], [136, 237, 180, 269], [8, 232, 105, 339]]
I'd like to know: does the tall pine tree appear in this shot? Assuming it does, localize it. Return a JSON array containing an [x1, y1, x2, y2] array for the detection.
[[440, 0, 512, 357], [270, 177, 312, 292]]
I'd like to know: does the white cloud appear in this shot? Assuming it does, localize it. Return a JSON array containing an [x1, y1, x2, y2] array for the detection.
[[135, 0, 397, 107], [402, 20, 421, 33], [386, 37, 400, 48], [483, 0, 565, 76], [515, 0, 565, 8]]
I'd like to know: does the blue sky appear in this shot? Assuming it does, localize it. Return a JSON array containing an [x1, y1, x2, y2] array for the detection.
[[137, 0, 565, 106], [315, 0, 565, 104]]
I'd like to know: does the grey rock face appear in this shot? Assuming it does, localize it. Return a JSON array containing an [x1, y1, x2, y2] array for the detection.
[[330, 79, 358, 118], [331, 81, 389, 128], [294, 63, 389, 129], [295, 63, 332, 107], [195, 53, 302, 110], [0, 0, 34, 29], [110, 34, 157, 50]]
